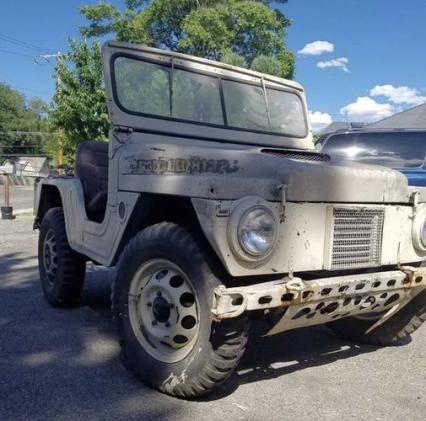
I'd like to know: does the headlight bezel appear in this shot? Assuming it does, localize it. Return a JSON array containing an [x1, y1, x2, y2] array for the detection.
[[227, 198, 278, 262], [412, 207, 426, 252]]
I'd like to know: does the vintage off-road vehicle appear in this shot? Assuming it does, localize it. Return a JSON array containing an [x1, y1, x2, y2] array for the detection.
[[34, 41, 426, 398]]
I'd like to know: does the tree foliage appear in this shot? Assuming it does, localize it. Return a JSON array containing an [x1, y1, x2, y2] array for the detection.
[[50, 1, 295, 161], [0, 83, 50, 155], [80, 0, 294, 78], [49, 39, 109, 162]]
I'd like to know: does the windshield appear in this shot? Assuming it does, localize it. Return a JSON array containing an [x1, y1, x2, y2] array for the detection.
[[113, 56, 307, 138], [322, 131, 426, 168]]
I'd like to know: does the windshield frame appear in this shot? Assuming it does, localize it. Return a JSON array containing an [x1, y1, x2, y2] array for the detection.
[[110, 52, 309, 140]]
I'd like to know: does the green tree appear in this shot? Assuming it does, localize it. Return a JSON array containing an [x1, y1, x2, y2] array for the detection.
[[49, 39, 109, 164], [0, 83, 50, 155], [220, 48, 246, 67], [51, 1, 295, 161], [80, 0, 294, 78]]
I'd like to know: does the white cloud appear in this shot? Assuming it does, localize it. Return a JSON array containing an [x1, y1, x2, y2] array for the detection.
[[370, 84, 426, 106], [317, 57, 349, 72], [309, 111, 332, 132], [298, 40, 334, 56], [340, 97, 394, 122]]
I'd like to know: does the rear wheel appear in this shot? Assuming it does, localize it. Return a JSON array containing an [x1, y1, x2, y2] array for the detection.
[[327, 289, 426, 345], [38, 208, 86, 306], [112, 223, 248, 398]]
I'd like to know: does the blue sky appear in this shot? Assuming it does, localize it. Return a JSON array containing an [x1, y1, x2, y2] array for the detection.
[[0, 0, 425, 131]]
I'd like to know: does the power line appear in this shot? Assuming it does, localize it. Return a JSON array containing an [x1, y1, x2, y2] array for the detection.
[[10, 86, 51, 96], [0, 145, 45, 149], [0, 153, 45, 157], [34, 52, 66, 167], [0, 132, 60, 135], [0, 48, 33, 58], [0, 32, 51, 53]]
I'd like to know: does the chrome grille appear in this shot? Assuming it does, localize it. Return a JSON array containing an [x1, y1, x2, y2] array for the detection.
[[330, 207, 384, 270]]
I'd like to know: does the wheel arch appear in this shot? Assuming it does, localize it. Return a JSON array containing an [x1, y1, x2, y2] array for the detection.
[[34, 183, 63, 228], [111, 193, 219, 267]]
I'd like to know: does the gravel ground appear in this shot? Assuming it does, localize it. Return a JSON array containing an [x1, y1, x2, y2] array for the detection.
[[0, 215, 425, 421]]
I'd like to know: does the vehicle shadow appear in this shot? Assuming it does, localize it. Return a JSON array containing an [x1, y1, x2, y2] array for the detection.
[[1, 260, 181, 420], [203, 323, 384, 400], [80, 268, 390, 401]]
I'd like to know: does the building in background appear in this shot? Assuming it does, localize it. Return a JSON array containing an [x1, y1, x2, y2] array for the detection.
[[0, 156, 49, 185], [368, 102, 426, 130], [321, 102, 426, 135]]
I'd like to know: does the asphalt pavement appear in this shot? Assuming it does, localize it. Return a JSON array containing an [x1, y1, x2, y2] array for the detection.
[[0, 215, 425, 421]]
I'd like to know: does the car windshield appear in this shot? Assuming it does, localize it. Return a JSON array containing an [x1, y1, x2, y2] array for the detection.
[[322, 131, 426, 168], [113, 56, 307, 138]]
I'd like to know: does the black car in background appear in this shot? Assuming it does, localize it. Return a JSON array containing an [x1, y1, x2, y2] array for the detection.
[[318, 129, 426, 186]]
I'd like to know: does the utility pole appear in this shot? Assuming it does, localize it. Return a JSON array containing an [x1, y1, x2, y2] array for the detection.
[[35, 52, 66, 172]]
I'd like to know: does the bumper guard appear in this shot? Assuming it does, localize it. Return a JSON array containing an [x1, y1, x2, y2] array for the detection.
[[212, 267, 426, 335]]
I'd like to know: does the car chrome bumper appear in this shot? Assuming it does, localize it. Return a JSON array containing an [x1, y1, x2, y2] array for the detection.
[[212, 267, 426, 335]]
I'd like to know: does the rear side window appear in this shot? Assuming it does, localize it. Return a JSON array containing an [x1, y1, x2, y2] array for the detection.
[[322, 131, 426, 168]]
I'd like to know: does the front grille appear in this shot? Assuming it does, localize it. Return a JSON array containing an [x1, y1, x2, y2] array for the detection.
[[262, 149, 330, 162], [330, 207, 384, 270]]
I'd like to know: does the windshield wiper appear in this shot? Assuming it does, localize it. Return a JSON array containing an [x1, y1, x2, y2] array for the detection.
[[261, 77, 272, 130]]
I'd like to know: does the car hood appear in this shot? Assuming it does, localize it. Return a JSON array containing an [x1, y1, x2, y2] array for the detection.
[[119, 136, 419, 204]]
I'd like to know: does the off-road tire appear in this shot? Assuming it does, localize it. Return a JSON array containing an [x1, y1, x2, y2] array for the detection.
[[327, 289, 426, 345], [112, 222, 249, 399], [38, 207, 86, 306]]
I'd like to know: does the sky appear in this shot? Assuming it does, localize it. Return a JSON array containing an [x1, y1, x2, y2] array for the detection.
[[0, 0, 425, 132]]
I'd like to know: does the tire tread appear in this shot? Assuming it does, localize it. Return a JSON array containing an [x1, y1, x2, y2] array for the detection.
[[112, 222, 248, 399], [39, 208, 85, 306]]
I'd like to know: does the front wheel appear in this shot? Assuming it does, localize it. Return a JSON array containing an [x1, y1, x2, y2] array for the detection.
[[112, 223, 248, 399]]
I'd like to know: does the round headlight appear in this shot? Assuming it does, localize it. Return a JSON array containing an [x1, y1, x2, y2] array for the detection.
[[238, 207, 276, 257], [421, 219, 426, 247], [411, 208, 426, 253]]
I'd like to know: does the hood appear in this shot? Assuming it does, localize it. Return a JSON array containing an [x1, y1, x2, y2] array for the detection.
[[118, 134, 416, 204], [281, 156, 410, 203]]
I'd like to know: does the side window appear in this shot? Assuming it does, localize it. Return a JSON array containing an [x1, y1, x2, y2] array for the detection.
[[114, 57, 170, 117], [172, 69, 223, 125]]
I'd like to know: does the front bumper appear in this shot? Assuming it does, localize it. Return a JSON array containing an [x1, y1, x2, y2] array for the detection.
[[212, 267, 426, 335]]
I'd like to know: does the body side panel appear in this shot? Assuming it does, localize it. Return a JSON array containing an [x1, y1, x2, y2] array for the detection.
[[35, 177, 139, 266]]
